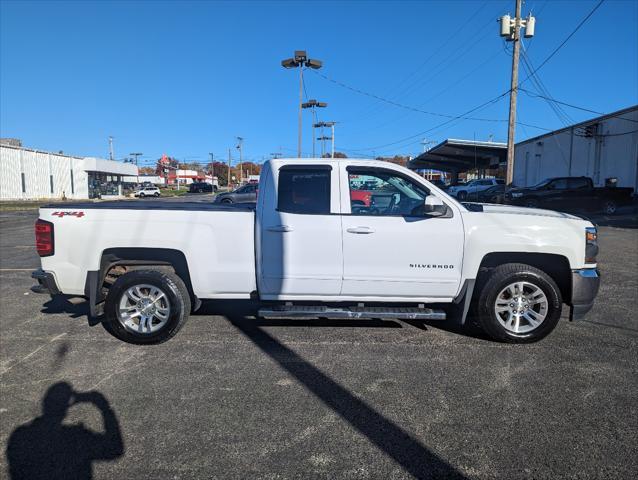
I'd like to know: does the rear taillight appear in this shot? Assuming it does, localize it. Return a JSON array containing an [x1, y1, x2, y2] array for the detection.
[[35, 219, 54, 257]]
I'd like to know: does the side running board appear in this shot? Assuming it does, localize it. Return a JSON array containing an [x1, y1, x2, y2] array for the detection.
[[258, 305, 446, 321]]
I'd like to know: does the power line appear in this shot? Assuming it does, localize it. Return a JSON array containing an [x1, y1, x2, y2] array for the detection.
[[519, 88, 638, 124], [311, 69, 506, 123], [520, 0, 605, 85]]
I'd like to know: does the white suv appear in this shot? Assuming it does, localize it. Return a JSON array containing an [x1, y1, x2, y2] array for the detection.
[[448, 178, 504, 201], [134, 186, 161, 198]]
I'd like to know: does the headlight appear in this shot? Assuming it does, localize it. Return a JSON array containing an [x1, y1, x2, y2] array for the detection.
[[511, 192, 523, 198], [585, 226, 598, 263]]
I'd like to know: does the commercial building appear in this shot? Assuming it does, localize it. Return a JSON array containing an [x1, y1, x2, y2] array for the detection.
[[408, 106, 637, 193], [513, 105, 638, 191], [0, 142, 138, 200]]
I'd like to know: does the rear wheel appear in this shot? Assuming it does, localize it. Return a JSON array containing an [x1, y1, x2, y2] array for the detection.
[[103, 269, 191, 344], [603, 199, 617, 215], [474, 263, 562, 343], [524, 198, 539, 208]]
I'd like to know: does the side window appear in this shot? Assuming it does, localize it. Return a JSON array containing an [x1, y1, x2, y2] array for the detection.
[[348, 169, 429, 216], [278, 167, 331, 214], [568, 178, 589, 189], [496, 179, 505, 184], [550, 179, 568, 190]]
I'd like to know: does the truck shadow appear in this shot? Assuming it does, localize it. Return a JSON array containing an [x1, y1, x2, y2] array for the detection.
[[222, 311, 468, 479]]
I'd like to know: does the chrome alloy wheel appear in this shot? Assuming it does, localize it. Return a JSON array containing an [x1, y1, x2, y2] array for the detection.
[[118, 284, 170, 334], [494, 281, 548, 334]]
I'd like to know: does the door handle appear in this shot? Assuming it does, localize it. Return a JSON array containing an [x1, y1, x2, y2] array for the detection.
[[347, 226, 375, 234], [267, 225, 293, 233]]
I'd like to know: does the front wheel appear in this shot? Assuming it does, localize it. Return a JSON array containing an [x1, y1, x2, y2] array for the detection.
[[139, 193, 145, 198], [103, 269, 191, 344], [524, 199, 539, 208], [154, 192, 160, 197], [474, 263, 562, 343]]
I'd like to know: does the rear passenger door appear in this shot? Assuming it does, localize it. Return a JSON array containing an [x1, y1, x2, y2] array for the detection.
[[259, 164, 343, 298]]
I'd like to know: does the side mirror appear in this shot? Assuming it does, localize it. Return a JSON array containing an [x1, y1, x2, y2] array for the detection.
[[422, 195, 447, 216]]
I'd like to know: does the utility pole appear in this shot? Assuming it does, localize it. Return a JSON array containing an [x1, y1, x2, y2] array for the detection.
[[209, 152, 215, 184], [227, 148, 231, 188], [500, 1, 536, 185], [315, 121, 336, 158], [108, 136, 114, 161], [130, 152, 143, 184], [236, 137, 243, 183], [281, 51, 323, 157]]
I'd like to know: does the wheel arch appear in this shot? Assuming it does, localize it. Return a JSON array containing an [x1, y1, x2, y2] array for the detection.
[[86, 247, 200, 317], [477, 252, 571, 303]]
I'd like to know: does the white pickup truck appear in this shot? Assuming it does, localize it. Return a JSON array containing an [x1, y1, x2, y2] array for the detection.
[[32, 158, 600, 344]]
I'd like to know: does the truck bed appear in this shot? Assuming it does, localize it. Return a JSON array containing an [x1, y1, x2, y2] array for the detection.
[[43, 200, 256, 212], [39, 201, 257, 298]]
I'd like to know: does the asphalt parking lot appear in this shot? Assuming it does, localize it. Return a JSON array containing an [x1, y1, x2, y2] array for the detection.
[[1, 206, 637, 479]]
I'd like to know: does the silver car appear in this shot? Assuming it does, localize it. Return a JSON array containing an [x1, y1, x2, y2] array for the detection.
[[214, 183, 258, 204]]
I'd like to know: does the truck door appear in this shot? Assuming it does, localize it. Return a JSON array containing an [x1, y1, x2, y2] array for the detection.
[[340, 165, 464, 300], [259, 164, 343, 298]]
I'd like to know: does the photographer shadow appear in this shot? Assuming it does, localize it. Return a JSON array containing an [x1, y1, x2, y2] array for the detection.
[[6, 382, 124, 480]]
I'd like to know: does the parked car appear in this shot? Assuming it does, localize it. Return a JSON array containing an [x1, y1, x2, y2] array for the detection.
[[33, 158, 600, 345], [447, 178, 504, 200], [213, 183, 258, 204], [504, 176, 634, 214], [189, 182, 217, 194], [474, 184, 506, 203], [133, 186, 160, 198]]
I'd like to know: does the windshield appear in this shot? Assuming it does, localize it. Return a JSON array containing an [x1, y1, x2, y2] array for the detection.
[[532, 178, 552, 188]]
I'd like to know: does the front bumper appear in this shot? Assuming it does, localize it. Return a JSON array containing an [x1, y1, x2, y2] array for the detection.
[[31, 268, 61, 295], [570, 268, 600, 320]]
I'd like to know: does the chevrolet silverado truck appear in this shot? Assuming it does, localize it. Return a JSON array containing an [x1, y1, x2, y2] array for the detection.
[[32, 158, 600, 344], [504, 176, 634, 214]]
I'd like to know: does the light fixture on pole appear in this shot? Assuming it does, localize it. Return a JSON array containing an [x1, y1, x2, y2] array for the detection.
[[281, 51, 323, 158], [302, 99, 328, 158]]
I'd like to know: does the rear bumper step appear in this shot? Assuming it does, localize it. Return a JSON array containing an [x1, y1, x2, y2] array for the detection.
[[258, 305, 446, 321]]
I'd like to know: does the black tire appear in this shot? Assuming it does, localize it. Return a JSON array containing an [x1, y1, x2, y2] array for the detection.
[[474, 263, 562, 343], [457, 191, 468, 201], [103, 269, 191, 345], [154, 192, 160, 197], [139, 193, 145, 198], [198, 188, 203, 193], [603, 199, 617, 215], [221, 198, 233, 204], [524, 198, 539, 208]]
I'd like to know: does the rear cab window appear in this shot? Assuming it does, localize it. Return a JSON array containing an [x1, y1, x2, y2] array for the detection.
[[277, 166, 331, 214]]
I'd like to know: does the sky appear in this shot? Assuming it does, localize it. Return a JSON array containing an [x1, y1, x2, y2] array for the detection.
[[1, 0, 637, 168]]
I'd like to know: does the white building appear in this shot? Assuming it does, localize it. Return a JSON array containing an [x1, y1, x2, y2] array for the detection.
[[0, 143, 138, 200], [514, 105, 638, 191]]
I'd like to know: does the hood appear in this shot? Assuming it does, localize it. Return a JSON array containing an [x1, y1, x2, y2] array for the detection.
[[478, 203, 582, 220]]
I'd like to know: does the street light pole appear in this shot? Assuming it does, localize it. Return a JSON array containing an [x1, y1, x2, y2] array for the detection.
[[236, 137, 243, 183], [303, 100, 327, 158], [281, 51, 323, 158]]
